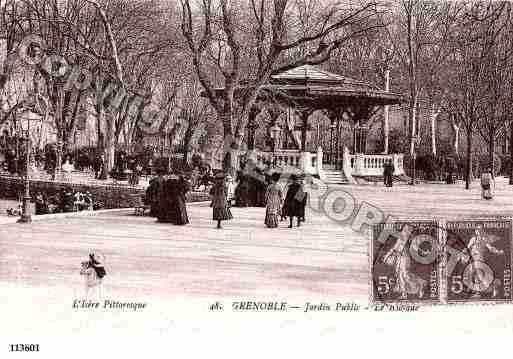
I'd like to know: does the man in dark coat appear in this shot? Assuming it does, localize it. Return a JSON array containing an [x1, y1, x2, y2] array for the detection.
[[235, 170, 249, 207], [283, 174, 307, 228], [146, 173, 166, 217], [383, 160, 394, 187], [297, 175, 308, 223], [157, 174, 190, 225]]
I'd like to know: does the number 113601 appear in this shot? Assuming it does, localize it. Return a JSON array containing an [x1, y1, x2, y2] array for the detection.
[[9, 344, 39, 352]]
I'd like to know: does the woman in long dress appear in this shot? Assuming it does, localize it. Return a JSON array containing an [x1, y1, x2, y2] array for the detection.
[[382, 237, 425, 299], [480, 167, 494, 200], [210, 172, 233, 229], [465, 227, 503, 297], [146, 174, 165, 217], [173, 175, 190, 225], [157, 175, 190, 225], [265, 173, 283, 228], [157, 176, 178, 223], [283, 174, 307, 228]]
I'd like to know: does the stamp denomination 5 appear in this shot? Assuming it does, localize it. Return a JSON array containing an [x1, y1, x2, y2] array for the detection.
[[371, 221, 441, 303], [446, 220, 512, 303]]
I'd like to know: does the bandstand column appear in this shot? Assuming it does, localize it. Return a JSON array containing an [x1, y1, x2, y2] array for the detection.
[[353, 122, 368, 154], [246, 107, 259, 165], [247, 107, 258, 151], [300, 110, 309, 151], [298, 109, 311, 173], [329, 118, 334, 164], [335, 117, 341, 169]]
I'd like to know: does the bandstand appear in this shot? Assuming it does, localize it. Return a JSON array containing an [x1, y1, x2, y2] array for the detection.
[[211, 65, 405, 184]]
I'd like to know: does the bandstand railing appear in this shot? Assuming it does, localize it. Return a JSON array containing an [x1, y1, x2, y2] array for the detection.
[[347, 152, 404, 177], [237, 147, 404, 183]]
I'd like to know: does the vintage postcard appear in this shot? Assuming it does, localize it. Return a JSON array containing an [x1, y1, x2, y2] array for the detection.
[[1, 0, 513, 357]]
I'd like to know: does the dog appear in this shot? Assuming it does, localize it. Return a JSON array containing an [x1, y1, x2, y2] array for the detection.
[[80, 253, 106, 299]]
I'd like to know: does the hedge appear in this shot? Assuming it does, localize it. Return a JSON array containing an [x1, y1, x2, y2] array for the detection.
[[0, 175, 210, 210]]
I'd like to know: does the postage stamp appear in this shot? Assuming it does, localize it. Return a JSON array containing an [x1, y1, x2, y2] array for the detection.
[[445, 220, 512, 303], [371, 221, 441, 303]]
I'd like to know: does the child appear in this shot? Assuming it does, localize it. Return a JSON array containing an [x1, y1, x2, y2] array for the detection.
[[210, 172, 233, 229]]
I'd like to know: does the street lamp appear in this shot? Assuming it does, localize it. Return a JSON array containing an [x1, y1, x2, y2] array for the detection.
[[410, 134, 421, 186], [17, 111, 42, 223], [269, 123, 281, 166]]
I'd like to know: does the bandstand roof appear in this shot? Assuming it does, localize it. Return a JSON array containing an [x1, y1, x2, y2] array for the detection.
[[207, 64, 404, 110]]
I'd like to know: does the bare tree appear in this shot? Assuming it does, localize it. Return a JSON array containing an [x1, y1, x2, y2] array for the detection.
[[180, 0, 387, 172], [476, 5, 513, 176], [444, 1, 507, 189]]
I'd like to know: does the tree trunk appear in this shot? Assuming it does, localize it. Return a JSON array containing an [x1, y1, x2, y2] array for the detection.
[[220, 104, 237, 174], [103, 114, 116, 176], [55, 87, 65, 173], [383, 70, 390, 154], [452, 120, 460, 155], [409, 93, 418, 156], [509, 120, 513, 184], [406, 5, 417, 157], [488, 130, 495, 178], [430, 103, 439, 156], [465, 129, 472, 190]]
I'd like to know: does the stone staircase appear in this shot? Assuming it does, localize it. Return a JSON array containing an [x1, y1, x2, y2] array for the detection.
[[323, 169, 349, 185], [321, 167, 412, 186], [352, 174, 412, 185]]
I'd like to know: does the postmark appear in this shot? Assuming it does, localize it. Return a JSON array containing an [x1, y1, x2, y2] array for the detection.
[[445, 220, 512, 303], [371, 221, 441, 303]]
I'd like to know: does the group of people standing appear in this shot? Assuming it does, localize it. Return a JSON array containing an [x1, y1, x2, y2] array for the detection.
[[146, 172, 190, 225], [144, 169, 308, 230], [264, 173, 307, 229]]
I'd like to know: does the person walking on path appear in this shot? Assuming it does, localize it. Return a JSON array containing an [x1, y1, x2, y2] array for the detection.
[[283, 174, 307, 228], [297, 175, 308, 223], [265, 172, 283, 228], [480, 167, 495, 200], [383, 159, 394, 187], [280, 175, 290, 222], [210, 172, 233, 229]]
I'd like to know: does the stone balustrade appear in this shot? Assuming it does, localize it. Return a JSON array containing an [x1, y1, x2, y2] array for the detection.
[[238, 147, 404, 182], [346, 151, 405, 177], [246, 148, 325, 179], [254, 149, 302, 168]]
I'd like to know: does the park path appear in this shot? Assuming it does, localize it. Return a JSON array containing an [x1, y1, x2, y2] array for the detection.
[[2, 179, 513, 300], [0, 203, 368, 299], [2, 181, 513, 339]]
